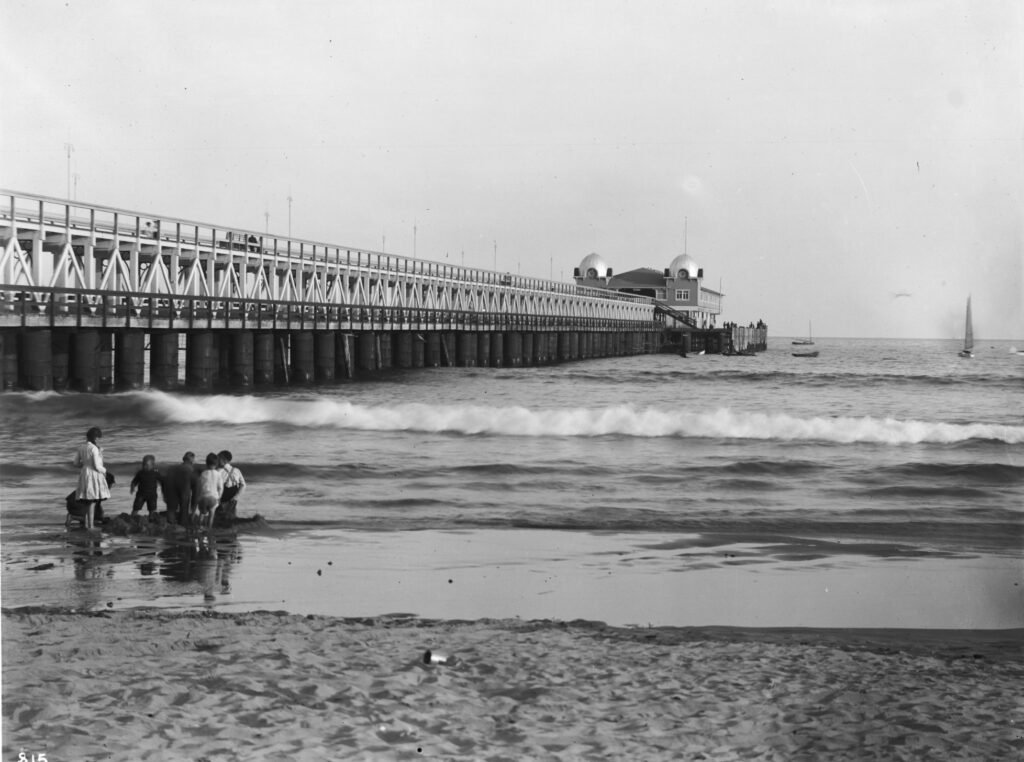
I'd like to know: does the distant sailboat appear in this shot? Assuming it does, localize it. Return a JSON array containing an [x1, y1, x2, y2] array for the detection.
[[958, 297, 974, 358], [792, 321, 814, 346]]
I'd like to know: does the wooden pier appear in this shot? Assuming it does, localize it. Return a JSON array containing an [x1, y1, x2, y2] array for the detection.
[[0, 191, 664, 391]]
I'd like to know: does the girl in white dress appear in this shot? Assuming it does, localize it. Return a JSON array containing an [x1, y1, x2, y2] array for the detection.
[[73, 426, 110, 530]]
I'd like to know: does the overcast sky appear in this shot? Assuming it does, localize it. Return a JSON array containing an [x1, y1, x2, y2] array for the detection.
[[2, 0, 1021, 339]]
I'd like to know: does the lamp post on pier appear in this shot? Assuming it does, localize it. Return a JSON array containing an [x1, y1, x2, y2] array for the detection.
[[63, 143, 74, 199]]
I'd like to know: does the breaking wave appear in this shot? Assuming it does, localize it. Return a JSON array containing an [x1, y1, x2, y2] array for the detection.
[[54, 390, 1024, 445]]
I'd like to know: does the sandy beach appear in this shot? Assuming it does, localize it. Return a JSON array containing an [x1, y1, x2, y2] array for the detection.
[[3, 609, 1021, 761]]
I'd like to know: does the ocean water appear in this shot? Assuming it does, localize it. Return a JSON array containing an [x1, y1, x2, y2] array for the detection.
[[1, 337, 1022, 629]]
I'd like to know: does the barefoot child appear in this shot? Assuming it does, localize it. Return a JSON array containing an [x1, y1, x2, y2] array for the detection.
[[130, 455, 162, 518], [216, 449, 246, 526], [193, 452, 226, 531], [73, 426, 110, 530]]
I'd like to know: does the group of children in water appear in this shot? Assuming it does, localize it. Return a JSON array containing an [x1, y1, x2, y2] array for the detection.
[[71, 426, 246, 532], [130, 449, 247, 530]]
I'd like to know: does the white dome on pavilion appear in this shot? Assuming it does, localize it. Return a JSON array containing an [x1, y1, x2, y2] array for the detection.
[[579, 252, 611, 278], [668, 254, 700, 279]]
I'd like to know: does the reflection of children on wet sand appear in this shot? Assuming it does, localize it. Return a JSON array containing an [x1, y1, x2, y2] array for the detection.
[[195, 542, 219, 602], [152, 536, 238, 605]]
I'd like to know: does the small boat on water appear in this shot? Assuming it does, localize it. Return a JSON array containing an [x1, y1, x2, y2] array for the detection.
[[792, 350, 819, 358], [958, 297, 974, 358], [792, 321, 814, 346], [722, 344, 756, 356]]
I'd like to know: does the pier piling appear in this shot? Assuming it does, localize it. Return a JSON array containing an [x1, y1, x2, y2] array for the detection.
[[457, 333, 476, 367], [187, 331, 216, 391], [395, 332, 413, 370], [335, 333, 353, 379], [314, 331, 335, 382], [254, 332, 275, 385], [115, 331, 146, 390], [411, 333, 425, 368], [52, 330, 70, 391], [357, 333, 376, 373], [425, 333, 441, 367], [149, 331, 179, 390], [490, 333, 504, 368], [290, 331, 314, 383], [1, 330, 17, 390], [476, 333, 490, 367], [98, 332, 113, 392], [20, 330, 52, 391], [230, 331, 255, 389]]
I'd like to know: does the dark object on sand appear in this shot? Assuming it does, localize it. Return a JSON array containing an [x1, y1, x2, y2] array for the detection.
[[65, 472, 115, 528], [423, 649, 455, 665]]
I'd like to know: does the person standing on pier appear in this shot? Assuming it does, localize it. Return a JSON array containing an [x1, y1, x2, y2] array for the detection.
[[73, 426, 110, 530]]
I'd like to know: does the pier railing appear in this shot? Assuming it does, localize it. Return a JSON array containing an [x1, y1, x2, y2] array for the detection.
[[0, 284, 655, 333]]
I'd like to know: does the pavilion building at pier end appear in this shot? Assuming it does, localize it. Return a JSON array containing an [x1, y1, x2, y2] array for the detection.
[[572, 251, 765, 354]]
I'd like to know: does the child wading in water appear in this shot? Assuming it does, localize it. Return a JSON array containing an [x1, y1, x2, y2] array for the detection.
[[216, 449, 246, 526], [193, 452, 226, 531], [130, 455, 162, 518], [73, 426, 110, 530]]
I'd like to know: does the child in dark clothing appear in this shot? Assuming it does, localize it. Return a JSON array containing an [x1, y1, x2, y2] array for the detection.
[[130, 455, 162, 516]]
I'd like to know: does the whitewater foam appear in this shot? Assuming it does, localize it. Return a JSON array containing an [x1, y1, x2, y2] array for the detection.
[[134, 391, 1024, 445]]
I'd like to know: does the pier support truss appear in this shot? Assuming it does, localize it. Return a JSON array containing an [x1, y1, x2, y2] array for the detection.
[[1, 191, 659, 334]]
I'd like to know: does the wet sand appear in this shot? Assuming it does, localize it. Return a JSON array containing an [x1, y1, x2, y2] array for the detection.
[[4, 527, 1023, 630], [3, 609, 1023, 760]]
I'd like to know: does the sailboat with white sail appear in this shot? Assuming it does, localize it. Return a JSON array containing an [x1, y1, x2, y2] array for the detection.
[[958, 297, 974, 358]]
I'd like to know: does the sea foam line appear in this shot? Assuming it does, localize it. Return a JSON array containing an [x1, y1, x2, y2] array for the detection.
[[141, 392, 1024, 445]]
